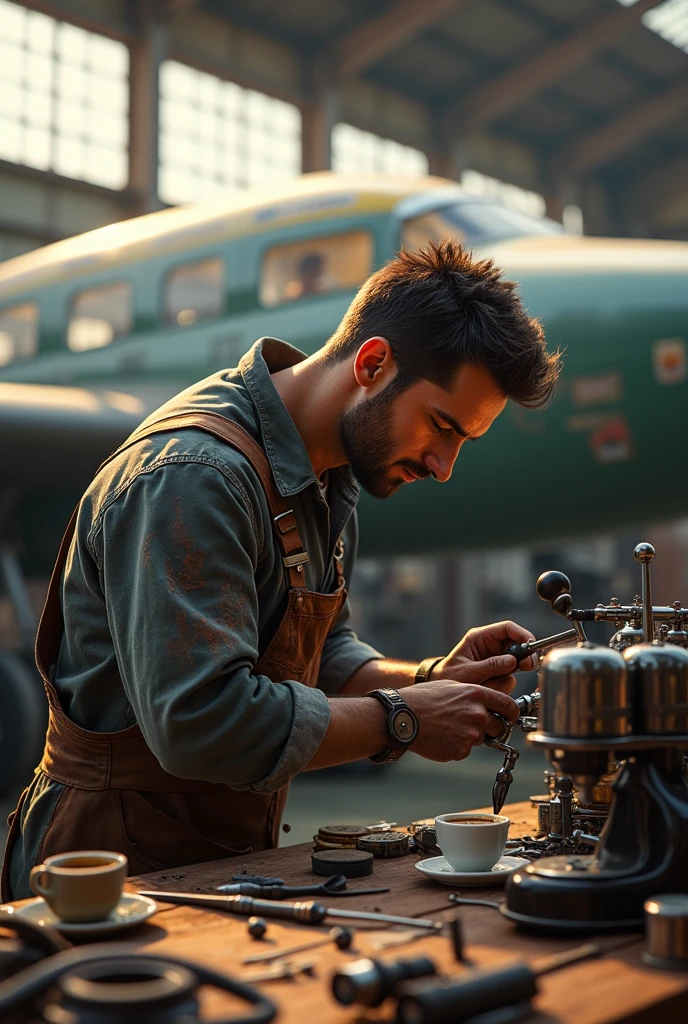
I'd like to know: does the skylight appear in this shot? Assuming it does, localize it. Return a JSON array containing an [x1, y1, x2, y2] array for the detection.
[[617, 0, 688, 53]]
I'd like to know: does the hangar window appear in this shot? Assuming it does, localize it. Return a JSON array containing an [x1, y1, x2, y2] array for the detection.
[[0, 1, 128, 188], [164, 258, 225, 327], [0, 302, 38, 366], [332, 124, 429, 177], [260, 231, 373, 308], [159, 61, 301, 205], [67, 282, 132, 352]]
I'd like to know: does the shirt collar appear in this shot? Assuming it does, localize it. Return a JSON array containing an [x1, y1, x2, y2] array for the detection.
[[239, 337, 359, 502]]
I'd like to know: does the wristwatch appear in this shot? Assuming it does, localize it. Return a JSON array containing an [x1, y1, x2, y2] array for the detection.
[[367, 688, 419, 764]]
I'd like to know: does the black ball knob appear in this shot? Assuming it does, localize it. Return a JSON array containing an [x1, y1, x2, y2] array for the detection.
[[536, 571, 572, 605], [333, 926, 354, 949], [247, 916, 267, 939]]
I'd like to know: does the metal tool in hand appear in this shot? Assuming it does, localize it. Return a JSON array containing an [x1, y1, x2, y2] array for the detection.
[[504, 628, 578, 663], [139, 891, 443, 931], [486, 692, 542, 814], [216, 874, 389, 899]]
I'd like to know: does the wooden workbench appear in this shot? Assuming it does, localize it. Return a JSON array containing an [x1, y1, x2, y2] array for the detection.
[[10, 802, 688, 1022]]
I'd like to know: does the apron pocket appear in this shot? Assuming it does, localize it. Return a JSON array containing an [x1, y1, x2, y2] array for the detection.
[[118, 790, 252, 871]]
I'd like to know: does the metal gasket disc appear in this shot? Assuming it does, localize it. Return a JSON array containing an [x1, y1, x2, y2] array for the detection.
[[357, 832, 409, 858]]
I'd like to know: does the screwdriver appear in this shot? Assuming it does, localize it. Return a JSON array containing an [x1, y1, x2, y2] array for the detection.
[[396, 942, 601, 1024], [139, 891, 442, 931]]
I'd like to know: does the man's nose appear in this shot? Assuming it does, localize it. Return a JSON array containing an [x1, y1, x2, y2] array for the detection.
[[424, 439, 463, 482]]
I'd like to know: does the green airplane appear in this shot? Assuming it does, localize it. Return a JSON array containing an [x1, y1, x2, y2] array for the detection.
[[0, 171, 686, 791]]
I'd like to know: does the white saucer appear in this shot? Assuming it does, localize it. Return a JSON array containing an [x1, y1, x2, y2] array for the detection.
[[415, 854, 529, 887], [9, 893, 158, 937]]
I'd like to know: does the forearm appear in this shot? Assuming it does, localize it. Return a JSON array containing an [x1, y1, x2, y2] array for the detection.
[[339, 657, 424, 694], [303, 696, 387, 771]]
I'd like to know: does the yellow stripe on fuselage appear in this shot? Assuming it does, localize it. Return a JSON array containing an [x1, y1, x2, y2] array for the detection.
[[0, 173, 450, 300]]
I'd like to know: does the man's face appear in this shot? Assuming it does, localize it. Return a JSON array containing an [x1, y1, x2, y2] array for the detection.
[[340, 362, 507, 499]]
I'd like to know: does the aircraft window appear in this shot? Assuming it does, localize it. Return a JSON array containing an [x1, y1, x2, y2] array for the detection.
[[261, 231, 373, 307], [0, 303, 38, 366], [67, 282, 132, 352], [402, 202, 565, 250], [164, 258, 224, 327]]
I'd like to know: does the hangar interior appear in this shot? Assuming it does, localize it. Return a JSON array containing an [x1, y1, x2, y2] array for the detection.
[[1, 0, 688, 661], [1, 0, 688, 268]]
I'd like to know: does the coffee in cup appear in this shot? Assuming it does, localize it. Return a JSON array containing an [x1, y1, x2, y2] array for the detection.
[[29, 851, 127, 923], [434, 812, 509, 872]]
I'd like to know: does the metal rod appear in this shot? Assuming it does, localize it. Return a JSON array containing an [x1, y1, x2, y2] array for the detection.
[[243, 931, 343, 964], [533, 942, 601, 977], [327, 907, 441, 930], [139, 891, 441, 931], [634, 543, 656, 643]]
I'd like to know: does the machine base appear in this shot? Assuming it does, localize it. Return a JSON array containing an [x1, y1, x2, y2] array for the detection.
[[500, 903, 642, 933]]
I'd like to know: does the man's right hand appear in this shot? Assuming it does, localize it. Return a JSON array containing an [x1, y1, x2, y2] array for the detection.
[[403, 680, 519, 762]]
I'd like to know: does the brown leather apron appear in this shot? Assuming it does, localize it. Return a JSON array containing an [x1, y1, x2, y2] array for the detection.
[[2, 412, 345, 898]]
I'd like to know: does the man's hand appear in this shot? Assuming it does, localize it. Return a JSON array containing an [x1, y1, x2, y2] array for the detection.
[[404, 680, 519, 762], [430, 620, 536, 695]]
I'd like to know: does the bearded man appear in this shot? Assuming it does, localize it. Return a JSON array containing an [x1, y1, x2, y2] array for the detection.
[[4, 241, 561, 899]]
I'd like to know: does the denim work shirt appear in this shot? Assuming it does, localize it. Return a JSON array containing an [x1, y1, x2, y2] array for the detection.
[[9, 337, 381, 897]]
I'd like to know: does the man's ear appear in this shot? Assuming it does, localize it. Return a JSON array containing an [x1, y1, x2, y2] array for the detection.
[[353, 337, 395, 389]]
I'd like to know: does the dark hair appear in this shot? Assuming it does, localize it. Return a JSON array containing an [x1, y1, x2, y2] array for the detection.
[[324, 240, 561, 408]]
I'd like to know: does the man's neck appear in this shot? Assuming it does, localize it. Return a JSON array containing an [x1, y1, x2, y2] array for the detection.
[[271, 353, 349, 479]]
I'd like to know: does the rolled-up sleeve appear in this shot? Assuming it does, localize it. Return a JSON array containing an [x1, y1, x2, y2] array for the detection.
[[93, 460, 331, 793], [317, 596, 383, 695]]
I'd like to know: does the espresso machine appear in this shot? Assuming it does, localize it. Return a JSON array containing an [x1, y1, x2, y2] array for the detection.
[[498, 543, 688, 931]]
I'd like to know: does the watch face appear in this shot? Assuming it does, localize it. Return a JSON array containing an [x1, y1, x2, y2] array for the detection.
[[391, 709, 417, 744]]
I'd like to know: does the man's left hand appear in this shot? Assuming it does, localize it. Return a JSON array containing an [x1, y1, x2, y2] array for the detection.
[[430, 620, 537, 694]]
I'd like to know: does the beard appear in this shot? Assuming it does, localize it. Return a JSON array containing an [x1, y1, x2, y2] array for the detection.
[[339, 381, 430, 499]]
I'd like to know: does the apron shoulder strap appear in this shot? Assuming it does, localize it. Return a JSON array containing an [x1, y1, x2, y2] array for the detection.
[[36, 411, 309, 693]]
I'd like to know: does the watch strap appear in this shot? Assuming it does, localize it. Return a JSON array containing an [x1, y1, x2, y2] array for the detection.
[[367, 688, 417, 764], [415, 656, 444, 684]]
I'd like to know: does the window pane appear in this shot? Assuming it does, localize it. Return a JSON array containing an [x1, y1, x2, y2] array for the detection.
[[159, 60, 301, 205], [0, 1, 128, 189], [402, 212, 468, 252], [67, 282, 132, 352], [402, 202, 564, 251], [261, 232, 373, 308], [332, 123, 428, 177], [164, 258, 225, 327], [0, 303, 39, 365]]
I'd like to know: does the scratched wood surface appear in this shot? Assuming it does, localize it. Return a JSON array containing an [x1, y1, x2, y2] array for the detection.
[[8, 801, 688, 1022]]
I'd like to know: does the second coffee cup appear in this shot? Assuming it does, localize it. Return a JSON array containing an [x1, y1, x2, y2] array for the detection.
[[435, 812, 509, 872], [29, 851, 127, 923]]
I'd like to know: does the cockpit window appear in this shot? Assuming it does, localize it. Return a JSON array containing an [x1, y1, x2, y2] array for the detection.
[[260, 230, 373, 307], [402, 201, 565, 251], [67, 282, 132, 352], [0, 302, 38, 366]]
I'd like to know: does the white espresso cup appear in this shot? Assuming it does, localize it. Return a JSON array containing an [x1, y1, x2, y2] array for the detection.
[[435, 812, 510, 872]]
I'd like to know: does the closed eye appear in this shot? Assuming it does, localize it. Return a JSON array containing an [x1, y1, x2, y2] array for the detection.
[[431, 417, 453, 437]]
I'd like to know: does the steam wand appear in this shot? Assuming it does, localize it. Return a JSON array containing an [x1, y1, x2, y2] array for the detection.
[[487, 693, 541, 814]]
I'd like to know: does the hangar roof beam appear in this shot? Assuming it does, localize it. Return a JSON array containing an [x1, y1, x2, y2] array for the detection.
[[454, 0, 665, 132], [334, 0, 470, 80], [561, 80, 688, 175]]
